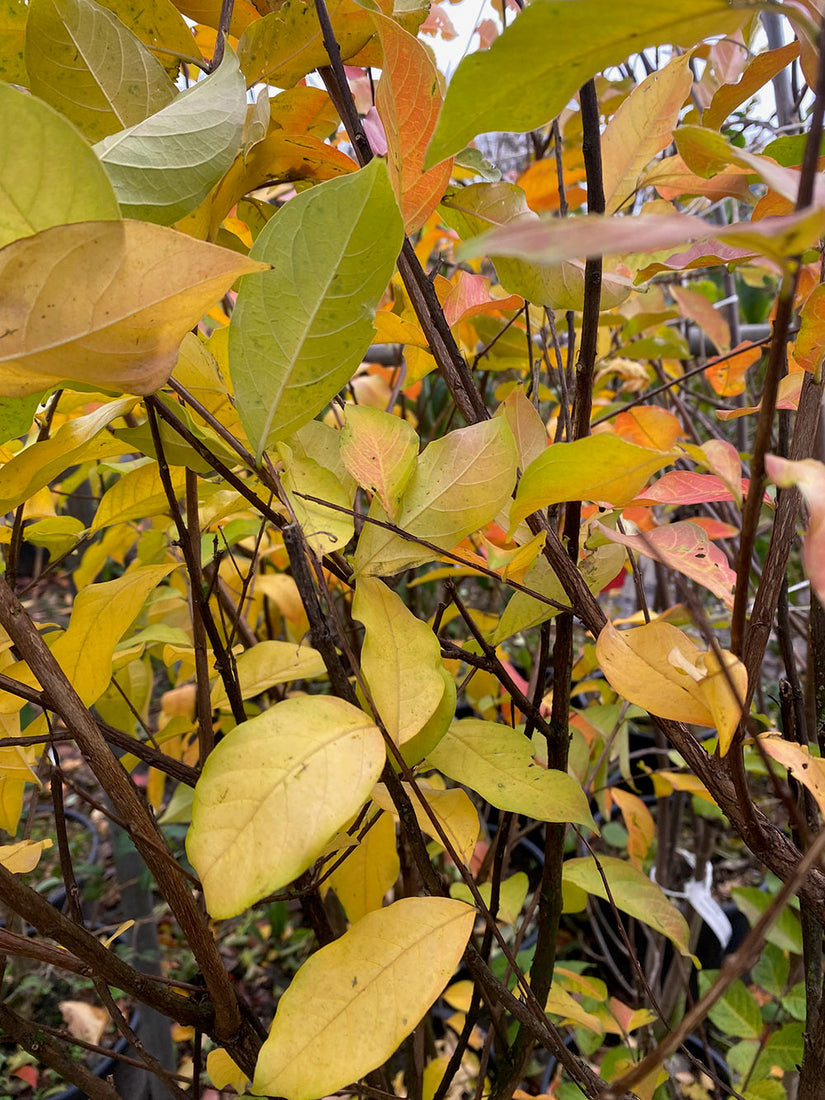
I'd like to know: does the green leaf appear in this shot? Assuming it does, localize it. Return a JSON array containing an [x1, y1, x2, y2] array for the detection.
[[353, 419, 519, 576], [732, 886, 803, 954], [563, 856, 693, 958], [93, 49, 247, 224], [751, 943, 789, 999], [186, 696, 385, 918], [511, 434, 673, 531], [697, 971, 762, 1039], [427, 719, 596, 830], [0, 394, 41, 446], [450, 871, 528, 925], [425, 0, 745, 167], [353, 577, 453, 763], [0, 84, 120, 250], [25, 0, 176, 142], [229, 158, 404, 457], [253, 897, 474, 1100]]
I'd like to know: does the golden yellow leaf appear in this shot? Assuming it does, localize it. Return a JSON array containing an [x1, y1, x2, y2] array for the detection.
[[210, 640, 326, 709], [0, 838, 52, 873], [206, 1048, 250, 1093], [0, 220, 267, 397], [327, 811, 400, 924], [253, 897, 474, 1100], [371, 780, 480, 866]]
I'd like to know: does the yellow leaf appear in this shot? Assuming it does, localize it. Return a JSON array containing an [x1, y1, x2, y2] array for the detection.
[[206, 1048, 250, 1093], [327, 811, 400, 924], [253, 897, 475, 1100], [544, 984, 604, 1033], [210, 640, 326, 709], [59, 1000, 110, 1045], [277, 441, 354, 557], [187, 696, 385, 918], [0, 398, 135, 515], [373, 309, 431, 349], [353, 577, 453, 762], [596, 621, 746, 748], [91, 461, 187, 532], [602, 53, 693, 215], [0, 737, 38, 832], [610, 788, 655, 868], [52, 566, 177, 707], [371, 781, 480, 866], [0, 220, 267, 397], [510, 434, 673, 532], [0, 838, 52, 873]]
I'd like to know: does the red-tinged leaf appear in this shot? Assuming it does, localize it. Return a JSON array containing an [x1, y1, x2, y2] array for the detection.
[[699, 438, 741, 488], [765, 455, 825, 605], [476, 18, 498, 48], [634, 471, 744, 506], [419, 2, 457, 40], [706, 341, 763, 395], [12, 1067, 39, 1087], [374, 12, 453, 233], [614, 407, 685, 450], [601, 53, 693, 215], [670, 285, 730, 353], [442, 272, 522, 327], [594, 520, 736, 607], [794, 283, 825, 373], [703, 41, 800, 129], [636, 239, 758, 280], [760, 735, 825, 819], [718, 370, 803, 420], [457, 207, 825, 270], [643, 154, 752, 202], [696, 517, 739, 539], [611, 788, 654, 869]]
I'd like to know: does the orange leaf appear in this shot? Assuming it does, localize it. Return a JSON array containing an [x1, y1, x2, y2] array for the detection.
[[706, 341, 762, 396], [670, 285, 730, 353], [374, 13, 453, 233], [717, 370, 802, 419], [614, 406, 685, 450], [611, 788, 655, 868], [442, 271, 522, 327], [794, 283, 825, 373]]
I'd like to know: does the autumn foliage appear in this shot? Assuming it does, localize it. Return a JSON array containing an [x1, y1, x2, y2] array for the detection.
[[2, 1, 825, 1099]]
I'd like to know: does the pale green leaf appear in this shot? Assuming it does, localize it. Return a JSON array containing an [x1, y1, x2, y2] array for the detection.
[[353, 419, 518, 576], [353, 577, 451, 760], [731, 886, 803, 954], [186, 696, 385, 918], [210, 640, 326, 708], [277, 441, 355, 557], [0, 84, 120, 250], [341, 405, 419, 520], [253, 897, 474, 1100], [25, 0, 176, 142], [511, 434, 673, 531], [93, 49, 247, 224], [427, 719, 596, 830], [229, 158, 404, 457], [425, 0, 744, 166], [0, 395, 41, 446], [0, 220, 267, 397], [563, 856, 693, 957], [450, 871, 528, 925]]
